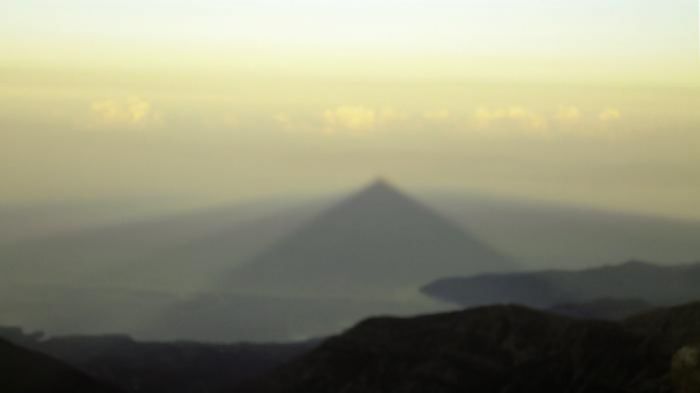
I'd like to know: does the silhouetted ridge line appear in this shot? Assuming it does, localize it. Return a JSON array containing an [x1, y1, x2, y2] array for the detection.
[[422, 259, 700, 308], [0, 338, 121, 393], [237, 302, 700, 393]]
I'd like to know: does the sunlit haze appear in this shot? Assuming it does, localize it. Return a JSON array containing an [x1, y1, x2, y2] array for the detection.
[[2, 0, 699, 219]]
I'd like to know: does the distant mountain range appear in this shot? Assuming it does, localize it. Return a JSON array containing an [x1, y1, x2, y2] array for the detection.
[[237, 302, 700, 393], [422, 260, 700, 308], [1, 180, 700, 341], [2, 179, 699, 390]]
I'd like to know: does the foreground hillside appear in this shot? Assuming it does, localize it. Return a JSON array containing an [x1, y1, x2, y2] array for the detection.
[[0, 328, 316, 393], [0, 338, 121, 393], [238, 303, 700, 393], [3, 303, 700, 393]]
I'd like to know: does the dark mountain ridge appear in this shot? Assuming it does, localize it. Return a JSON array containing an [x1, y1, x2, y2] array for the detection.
[[0, 337, 121, 393], [5, 302, 700, 393], [238, 302, 700, 393], [422, 259, 700, 308], [0, 328, 317, 393], [548, 297, 653, 320]]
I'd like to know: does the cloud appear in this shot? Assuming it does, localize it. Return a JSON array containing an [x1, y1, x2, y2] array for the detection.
[[555, 106, 582, 123], [274, 105, 593, 137], [89, 97, 161, 129], [599, 108, 622, 122], [271, 106, 408, 135], [473, 106, 548, 131], [274, 104, 617, 137], [323, 105, 377, 134]]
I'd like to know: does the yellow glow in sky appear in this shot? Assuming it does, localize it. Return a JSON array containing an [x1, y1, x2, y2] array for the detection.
[[1, 1, 699, 219]]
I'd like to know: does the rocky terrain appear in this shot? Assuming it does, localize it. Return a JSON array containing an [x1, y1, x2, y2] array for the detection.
[[0, 328, 316, 393], [0, 338, 121, 393], [237, 302, 700, 393], [548, 297, 653, 320]]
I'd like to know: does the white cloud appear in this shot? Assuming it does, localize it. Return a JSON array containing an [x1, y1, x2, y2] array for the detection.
[[473, 106, 548, 131], [323, 105, 377, 134], [89, 97, 161, 129], [599, 108, 622, 122], [273, 104, 620, 137]]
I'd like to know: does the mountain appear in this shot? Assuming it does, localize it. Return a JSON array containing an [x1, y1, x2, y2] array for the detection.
[[3, 183, 699, 341], [237, 303, 700, 393], [226, 179, 516, 298], [624, 301, 700, 354], [0, 338, 121, 393], [422, 260, 700, 308], [0, 328, 316, 393], [548, 298, 653, 320]]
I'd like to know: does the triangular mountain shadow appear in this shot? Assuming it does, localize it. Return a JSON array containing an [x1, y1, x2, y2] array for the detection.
[[225, 179, 518, 298]]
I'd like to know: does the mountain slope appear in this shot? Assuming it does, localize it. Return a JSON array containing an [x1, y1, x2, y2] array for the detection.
[[0, 329, 315, 393], [422, 260, 700, 308], [548, 298, 653, 320], [226, 180, 516, 298], [0, 338, 121, 393], [238, 304, 690, 393], [624, 301, 700, 353]]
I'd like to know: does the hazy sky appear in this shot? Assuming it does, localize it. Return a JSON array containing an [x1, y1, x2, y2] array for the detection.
[[1, 0, 699, 219]]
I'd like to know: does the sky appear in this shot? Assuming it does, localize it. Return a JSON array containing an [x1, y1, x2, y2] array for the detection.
[[1, 0, 699, 219]]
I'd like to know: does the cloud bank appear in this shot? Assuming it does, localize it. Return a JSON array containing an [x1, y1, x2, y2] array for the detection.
[[89, 97, 161, 130]]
